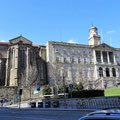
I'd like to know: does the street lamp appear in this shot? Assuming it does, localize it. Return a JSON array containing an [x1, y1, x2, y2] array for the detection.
[[63, 73, 66, 100]]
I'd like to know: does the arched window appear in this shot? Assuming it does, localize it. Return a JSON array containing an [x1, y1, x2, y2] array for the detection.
[[99, 67, 103, 77], [112, 68, 116, 77], [71, 56, 75, 63], [106, 68, 110, 77]]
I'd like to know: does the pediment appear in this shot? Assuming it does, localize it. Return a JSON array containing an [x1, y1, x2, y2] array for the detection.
[[9, 36, 32, 45], [93, 43, 116, 51]]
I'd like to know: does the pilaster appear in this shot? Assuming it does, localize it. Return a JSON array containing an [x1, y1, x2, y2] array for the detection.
[[101, 51, 103, 63], [107, 51, 110, 64]]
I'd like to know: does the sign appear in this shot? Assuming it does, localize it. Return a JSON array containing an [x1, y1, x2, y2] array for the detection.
[[34, 90, 39, 94], [36, 84, 40, 91], [69, 84, 73, 89]]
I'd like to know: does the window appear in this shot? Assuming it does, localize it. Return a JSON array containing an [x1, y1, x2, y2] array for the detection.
[[71, 56, 75, 63], [106, 68, 110, 77], [20, 49, 26, 68], [103, 51, 108, 63], [109, 52, 114, 63], [78, 57, 81, 63], [84, 58, 86, 64], [56, 56, 60, 62], [64, 57, 67, 63], [112, 68, 116, 77], [96, 51, 101, 63], [99, 67, 103, 77], [90, 57, 92, 64]]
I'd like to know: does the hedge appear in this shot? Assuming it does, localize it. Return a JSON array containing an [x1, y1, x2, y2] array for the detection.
[[68, 90, 104, 98]]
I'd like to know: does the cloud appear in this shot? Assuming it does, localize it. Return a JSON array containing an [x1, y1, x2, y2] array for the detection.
[[68, 40, 77, 44], [0, 40, 6, 42], [106, 30, 116, 34]]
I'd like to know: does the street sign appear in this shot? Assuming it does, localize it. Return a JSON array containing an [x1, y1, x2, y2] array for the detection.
[[69, 84, 73, 89], [36, 84, 40, 91], [34, 90, 39, 94], [69, 84, 73, 98]]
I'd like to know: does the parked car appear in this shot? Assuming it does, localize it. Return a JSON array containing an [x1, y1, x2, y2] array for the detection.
[[78, 109, 120, 120]]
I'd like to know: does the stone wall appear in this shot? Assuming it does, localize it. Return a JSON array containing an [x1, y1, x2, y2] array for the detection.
[[43, 96, 120, 109], [0, 86, 17, 100]]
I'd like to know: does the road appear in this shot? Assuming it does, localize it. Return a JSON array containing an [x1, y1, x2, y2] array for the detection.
[[0, 107, 91, 120]]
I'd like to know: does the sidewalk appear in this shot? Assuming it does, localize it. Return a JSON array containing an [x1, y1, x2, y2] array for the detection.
[[5, 103, 96, 111]]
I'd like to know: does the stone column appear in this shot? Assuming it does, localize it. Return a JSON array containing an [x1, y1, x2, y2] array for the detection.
[[12, 48, 15, 68], [113, 53, 117, 64], [103, 68, 106, 77], [107, 51, 110, 64], [101, 51, 103, 63], [5, 49, 9, 86], [95, 66, 98, 79], [15, 47, 19, 68], [93, 50, 97, 64], [110, 68, 113, 77], [26, 47, 30, 85], [116, 68, 119, 77]]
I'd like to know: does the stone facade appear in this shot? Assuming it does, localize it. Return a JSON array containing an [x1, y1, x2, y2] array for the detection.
[[0, 36, 47, 99], [0, 26, 120, 99], [46, 26, 120, 94]]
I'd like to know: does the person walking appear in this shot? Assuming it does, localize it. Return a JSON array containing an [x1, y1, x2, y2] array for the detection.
[[1, 100, 3, 107], [2, 99, 5, 107]]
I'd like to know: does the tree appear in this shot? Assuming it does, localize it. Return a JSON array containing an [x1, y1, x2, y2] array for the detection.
[[72, 82, 84, 92], [58, 82, 84, 94], [42, 84, 52, 95], [20, 63, 40, 101]]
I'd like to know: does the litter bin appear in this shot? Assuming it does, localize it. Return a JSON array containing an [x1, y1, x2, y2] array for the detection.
[[38, 102, 43, 108], [31, 102, 36, 108], [45, 101, 51, 108], [53, 101, 59, 108]]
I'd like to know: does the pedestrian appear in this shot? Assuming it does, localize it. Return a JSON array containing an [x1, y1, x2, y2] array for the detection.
[[1, 100, 3, 107], [3, 99, 5, 107]]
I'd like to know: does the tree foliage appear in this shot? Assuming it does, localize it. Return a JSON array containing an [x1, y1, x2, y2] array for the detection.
[[58, 82, 84, 94], [72, 82, 84, 92], [43, 84, 52, 95]]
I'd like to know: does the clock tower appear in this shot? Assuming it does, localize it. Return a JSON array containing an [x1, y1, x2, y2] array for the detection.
[[88, 25, 101, 46]]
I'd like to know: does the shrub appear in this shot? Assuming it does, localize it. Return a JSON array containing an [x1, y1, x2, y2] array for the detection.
[[42, 85, 52, 95], [68, 90, 104, 98]]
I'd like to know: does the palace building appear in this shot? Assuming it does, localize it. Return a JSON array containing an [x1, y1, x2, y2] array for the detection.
[[46, 26, 120, 94]]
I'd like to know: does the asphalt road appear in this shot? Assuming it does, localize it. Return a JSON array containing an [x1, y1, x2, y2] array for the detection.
[[0, 107, 91, 120]]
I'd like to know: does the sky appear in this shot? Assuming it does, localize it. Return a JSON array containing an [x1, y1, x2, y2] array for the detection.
[[0, 0, 120, 48]]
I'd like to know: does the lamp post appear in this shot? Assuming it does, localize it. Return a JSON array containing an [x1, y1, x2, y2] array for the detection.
[[63, 74, 66, 99], [63, 73, 66, 106]]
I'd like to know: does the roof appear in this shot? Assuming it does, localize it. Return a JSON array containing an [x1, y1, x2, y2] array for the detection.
[[92, 43, 116, 50], [48, 41, 91, 48], [9, 36, 32, 45], [0, 42, 9, 45]]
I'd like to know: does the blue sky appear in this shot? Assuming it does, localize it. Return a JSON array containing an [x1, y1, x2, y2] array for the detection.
[[0, 0, 120, 48]]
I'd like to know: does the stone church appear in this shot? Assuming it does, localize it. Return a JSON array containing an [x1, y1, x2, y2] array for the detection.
[[0, 36, 47, 99], [0, 26, 120, 99]]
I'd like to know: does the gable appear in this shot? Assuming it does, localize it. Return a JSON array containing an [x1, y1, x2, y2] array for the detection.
[[9, 36, 32, 45], [93, 43, 116, 51]]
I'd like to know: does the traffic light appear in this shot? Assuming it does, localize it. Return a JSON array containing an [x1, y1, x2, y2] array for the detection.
[[19, 89, 22, 95], [66, 87, 69, 93], [36, 84, 40, 91]]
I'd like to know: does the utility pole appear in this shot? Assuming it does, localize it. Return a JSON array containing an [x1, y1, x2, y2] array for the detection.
[[63, 74, 66, 106]]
